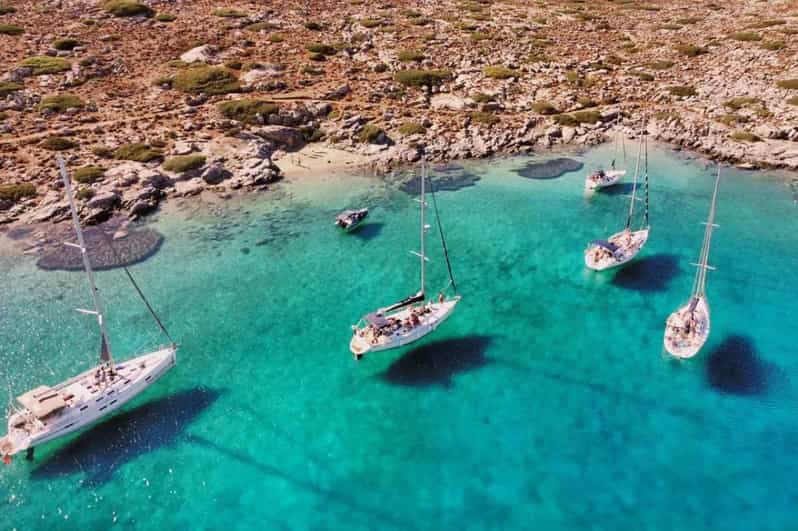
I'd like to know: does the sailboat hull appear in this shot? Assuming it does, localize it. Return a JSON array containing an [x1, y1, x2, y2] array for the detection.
[[1, 347, 176, 459], [585, 170, 626, 190], [585, 228, 649, 271], [664, 297, 710, 359], [350, 298, 461, 358]]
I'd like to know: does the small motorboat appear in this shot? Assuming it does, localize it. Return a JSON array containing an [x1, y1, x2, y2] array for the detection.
[[334, 208, 369, 231], [585, 168, 626, 190]]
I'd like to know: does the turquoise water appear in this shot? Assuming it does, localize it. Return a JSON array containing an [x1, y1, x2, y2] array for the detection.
[[1, 144, 797, 530]]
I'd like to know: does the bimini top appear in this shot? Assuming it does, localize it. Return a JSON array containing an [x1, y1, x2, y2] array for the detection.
[[590, 240, 620, 253], [17, 385, 67, 419], [336, 210, 357, 221]]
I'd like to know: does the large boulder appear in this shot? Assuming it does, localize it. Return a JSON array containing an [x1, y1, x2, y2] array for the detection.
[[86, 192, 120, 210], [180, 45, 218, 64], [256, 125, 305, 149]]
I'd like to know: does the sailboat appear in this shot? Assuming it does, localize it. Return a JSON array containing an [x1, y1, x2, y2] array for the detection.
[[584, 135, 650, 271], [664, 168, 721, 359], [0, 158, 177, 463], [586, 126, 626, 191], [349, 161, 460, 359]]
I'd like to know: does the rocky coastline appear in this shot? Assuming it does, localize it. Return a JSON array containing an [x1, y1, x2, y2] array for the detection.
[[1, 0, 797, 231]]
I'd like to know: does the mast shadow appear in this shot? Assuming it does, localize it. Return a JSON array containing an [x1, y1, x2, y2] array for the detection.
[[186, 434, 418, 530], [611, 254, 680, 292], [351, 222, 384, 241], [31, 387, 222, 486], [381, 335, 494, 387], [706, 335, 769, 396]]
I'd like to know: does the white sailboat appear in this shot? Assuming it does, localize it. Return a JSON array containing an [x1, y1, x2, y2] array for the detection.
[[664, 168, 721, 359], [585, 135, 650, 271], [350, 161, 460, 359], [586, 127, 626, 191], [0, 158, 177, 463]]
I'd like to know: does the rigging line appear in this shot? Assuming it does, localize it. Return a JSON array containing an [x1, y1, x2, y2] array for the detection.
[[426, 174, 457, 294], [625, 137, 643, 230], [99, 231, 176, 347]]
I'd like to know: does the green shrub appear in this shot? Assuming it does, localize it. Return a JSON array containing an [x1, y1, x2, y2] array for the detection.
[[747, 19, 785, 29], [472, 92, 494, 104], [20, 56, 71, 75], [152, 75, 173, 88], [531, 101, 559, 115], [657, 23, 682, 30], [217, 98, 278, 124], [674, 43, 707, 57], [308, 52, 325, 62], [646, 60, 674, 70], [155, 13, 176, 22], [668, 85, 697, 97], [571, 110, 601, 123], [397, 121, 426, 135], [305, 43, 336, 55], [0, 183, 36, 202], [630, 71, 654, 81], [360, 18, 381, 28], [212, 8, 246, 18], [723, 97, 758, 110], [224, 60, 242, 70], [483, 66, 518, 79], [76, 188, 95, 201], [268, 34, 284, 43], [358, 123, 384, 143], [676, 16, 702, 25], [410, 18, 431, 26], [172, 66, 239, 94], [73, 165, 105, 183], [717, 114, 748, 126], [0, 6, 17, 14], [730, 131, 760, 142], [470, 31, 490, 42], [301, 65, 323, 75], [114, 142, 162, 162], [304, 21, 321, 30], [553, 114, 577, 126], [166, 59, 188, 69], [104, 1, 154, 17], [53, 38, 80, 51], [401, 9, 422, 18], [373, 62, 388, 73], [394, 69, 451, 87], [776, 79, 798, 90], [468, 111, 500, 126], [41, 136, 78, 151], [38, 94, 85, 113], [787, 96, 798, 106], [397, 49, 425, 62], [761, 40, 786, 51], [0, 24, 23, 35], [245, 21, 277, 32], [163, 154, 206, 172], [729, 31, 761, 42], [0, 81, 23, 97]]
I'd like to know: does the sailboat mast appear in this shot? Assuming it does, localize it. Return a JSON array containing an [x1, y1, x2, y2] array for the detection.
[[57, 157, 114, 367], [419, 159, 426, 297], [625, 138, 643, 230], [644, 136, 649, 228], [694, 168, 721, 297]]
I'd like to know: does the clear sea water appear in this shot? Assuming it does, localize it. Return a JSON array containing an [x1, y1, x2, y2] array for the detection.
[[0, 144, 796, 530]]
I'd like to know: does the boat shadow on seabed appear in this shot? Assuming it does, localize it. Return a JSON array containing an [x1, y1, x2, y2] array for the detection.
[[611, 253, 680, 293], [380, 335, 495, 388], [705, 335, 771, 396], [30, 387, 222, 486]]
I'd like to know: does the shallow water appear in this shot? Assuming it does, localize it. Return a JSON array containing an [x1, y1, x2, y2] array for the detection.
[[1, 144, 796, 530]]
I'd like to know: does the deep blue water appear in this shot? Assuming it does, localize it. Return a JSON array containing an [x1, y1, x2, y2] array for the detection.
[[0, 144, 796, 530]]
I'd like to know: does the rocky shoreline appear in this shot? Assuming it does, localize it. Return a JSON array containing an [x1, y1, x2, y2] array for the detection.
[[1, 1, 797, 230]]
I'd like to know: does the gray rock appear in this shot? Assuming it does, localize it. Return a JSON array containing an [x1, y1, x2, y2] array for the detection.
[[140, 169, 171, 190], [180, 45, 218, 64], [323, 84, 350, 100], [562, 127, 576, 144], [256, 125, 305, 149], [86, 192, 120, 210], [174, 178, 205, 196], [201, 163, 230, 184]]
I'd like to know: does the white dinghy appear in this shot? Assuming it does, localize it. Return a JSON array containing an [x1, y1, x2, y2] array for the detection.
[[334, 208, 369, 231], [664, 168, 721, 359], [585, 135, 650, 271], [1, 158, 177, 464], [586, 125, 627, 191], [350, 161, 460, 359]]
